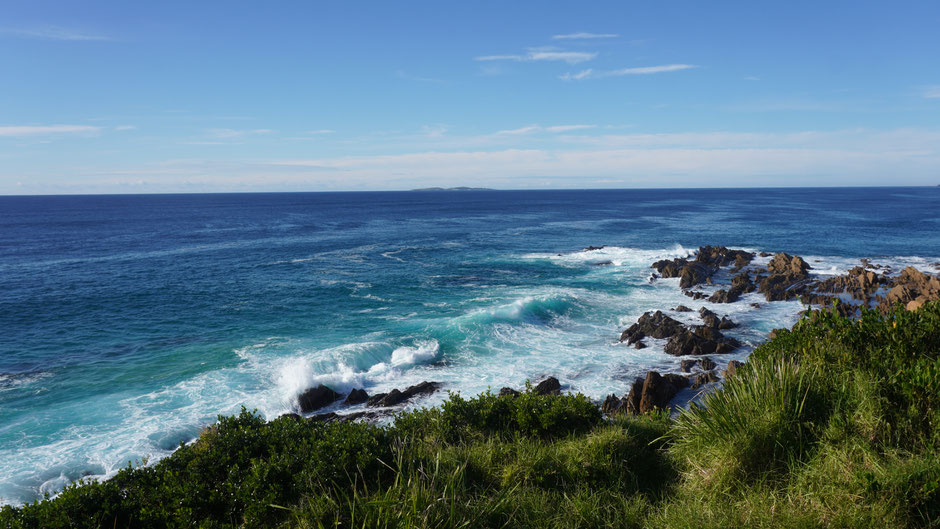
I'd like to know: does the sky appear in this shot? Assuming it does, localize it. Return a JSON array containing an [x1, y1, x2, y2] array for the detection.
[[1, 0, 939, 194]]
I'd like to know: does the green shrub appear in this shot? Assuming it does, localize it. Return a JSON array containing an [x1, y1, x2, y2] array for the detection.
[[395, 387, 602, 444]]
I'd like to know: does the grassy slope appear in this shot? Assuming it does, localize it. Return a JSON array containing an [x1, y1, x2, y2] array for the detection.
[[2, 303, 938, 529]]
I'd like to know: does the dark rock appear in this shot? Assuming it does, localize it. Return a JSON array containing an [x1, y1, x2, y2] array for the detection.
[[724, 360, 744, 378], [758, 255, 814, 301], [343, 388, 369, 405], [700, 357, 717, 371], [699, 307, 720, 328], [620, 310, 686, 343], [297, 385, 342, 413], [759, 251, 772, 257], [663, 373, 690, 390], [602, 394, 628, 415], [633, 341, 647, 350], [637, 371, 685, 413], [664, 326, 740, 356], [584, 245, 606, 251], [310, 412, 339, 423], [750, 303, 761, 309], [680, 359, 697, 372], [689, 370, 719, 389], [684, 290, 707, 300], [708, 289, 740, 303], [624, 377, 645, 414], [367, 381, 442, 407], [594, 260, 614, 266], [718, 316, 737, 330], [499, 387, 520, 397], [673, 305, 693, 312], [534, 376, 561, 395]]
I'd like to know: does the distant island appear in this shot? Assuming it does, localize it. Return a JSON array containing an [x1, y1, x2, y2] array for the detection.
[[411, 186, 495, 191]]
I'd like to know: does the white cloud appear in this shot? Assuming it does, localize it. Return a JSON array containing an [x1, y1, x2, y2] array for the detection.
[[562, 64, 697, 80], [115, 125, 137, 131], [546, 125, 596, 132], [744, 75, 760, 81], [475, 49, 597, 65], [421, 125, 450, 138], [307, 129, 335, 134], [496, 125, 542, 135], [924, 86, 940, 99], [0, 27, 110, 41], [494, 124, 598, 135], [552, 32, 618, 40], [559, 69, 594, 81], [0, 125, 100, 136]]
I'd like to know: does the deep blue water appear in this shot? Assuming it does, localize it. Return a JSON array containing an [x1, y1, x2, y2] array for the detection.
[[1, 187, 939, 504]]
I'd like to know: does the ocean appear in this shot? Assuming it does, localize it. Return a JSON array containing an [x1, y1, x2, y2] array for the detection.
[[1, 187, 938, 505]]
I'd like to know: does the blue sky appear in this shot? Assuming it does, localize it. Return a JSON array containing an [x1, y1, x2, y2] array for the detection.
[[2, 0, 939, 194]]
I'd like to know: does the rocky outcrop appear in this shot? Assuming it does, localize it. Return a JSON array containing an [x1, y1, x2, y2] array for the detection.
[[652, 246, 755, 289], [499, 387, 520, 397], [367, 381, 441, 408], [723, 360, 744, 378], [534, 376, 561, 395], [673, 305, 693, 312], [758, 253, 813, 301], [620, 308, 740, 356], [884, 266, 940, 312], [632, 371, 689, 413], [343, 388, 369, 405], [664, 326, 741, 356], [681, 357, 717, 373], [699, 307, 736, 330], [689, 370, 719, 389], [604, 372, 689, 416], [297, 385, 342, 413], [619, 311, 686, 344]]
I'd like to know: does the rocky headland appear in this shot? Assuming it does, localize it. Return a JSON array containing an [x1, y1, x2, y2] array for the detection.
[[291, 245, 940, 422]]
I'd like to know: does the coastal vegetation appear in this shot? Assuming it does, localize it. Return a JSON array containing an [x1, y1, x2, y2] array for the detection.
[[2, 302, 938, 528]]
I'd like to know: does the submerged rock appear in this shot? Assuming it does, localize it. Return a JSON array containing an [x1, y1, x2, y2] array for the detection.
[[367, 381, 441, 408]]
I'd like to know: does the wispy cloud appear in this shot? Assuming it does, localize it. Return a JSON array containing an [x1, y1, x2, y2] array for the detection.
[[561, 64, 696, 80], [496, 124, 596, 135], [114, 125, 137, 131], [0, 124, 100, 136], [552, 32, 618, 40], [475, 48, 597, 65], [744, 75, 761, 81], [421, 125, 450, 138], [924, 86, 940, 99], [0, 26, 110, 41], [545, 124, 596, 132], [307, 129, 335, 134]]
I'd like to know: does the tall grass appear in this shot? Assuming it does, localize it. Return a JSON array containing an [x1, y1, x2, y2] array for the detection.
[[2, 302, 938, 528]]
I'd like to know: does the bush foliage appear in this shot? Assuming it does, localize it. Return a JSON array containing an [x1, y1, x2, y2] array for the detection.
[[2, 302, 938, 528]]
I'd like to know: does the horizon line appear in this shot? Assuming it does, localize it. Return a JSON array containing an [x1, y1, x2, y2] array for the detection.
[[1, 184, 937, 198]]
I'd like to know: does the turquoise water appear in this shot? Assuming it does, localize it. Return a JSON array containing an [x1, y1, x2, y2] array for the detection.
[[1, 188, 938, 504]]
